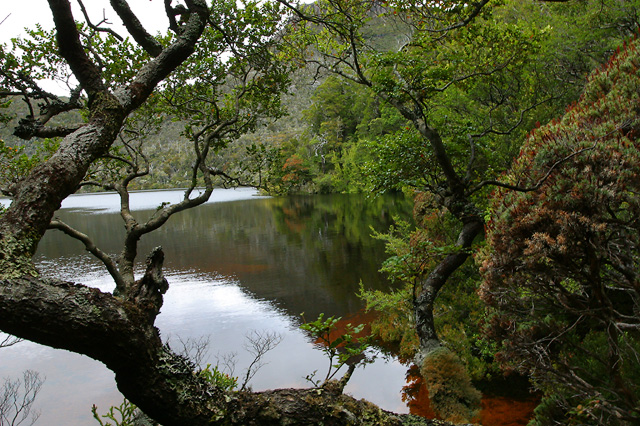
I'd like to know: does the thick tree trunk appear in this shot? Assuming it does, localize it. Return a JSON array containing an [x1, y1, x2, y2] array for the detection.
[[0, 98, 125, 278], [0, 107, 456, 425], [0, 276, 452, 426], [0, 2, 468, 423]]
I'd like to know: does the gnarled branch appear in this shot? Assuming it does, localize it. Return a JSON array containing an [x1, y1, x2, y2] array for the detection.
[[48, 218, 124, 289]]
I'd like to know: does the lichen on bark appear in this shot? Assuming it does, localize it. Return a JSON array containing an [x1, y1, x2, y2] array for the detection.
[[0, 231, 39, 279]]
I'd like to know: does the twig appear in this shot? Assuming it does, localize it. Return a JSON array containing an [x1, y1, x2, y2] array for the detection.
[[468, 123, 631, 195], [76, 1, 124, 41], [0, 14, 10, 27]]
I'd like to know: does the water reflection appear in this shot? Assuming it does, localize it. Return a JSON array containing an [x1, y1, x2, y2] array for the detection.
[[1, 188, 414, 425], [37, 190, 410, 319]]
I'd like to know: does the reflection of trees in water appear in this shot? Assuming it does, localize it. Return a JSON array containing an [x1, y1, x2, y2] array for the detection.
[[300, 308, 539, 424], [401, 364, 539, 425], [266, 194, 413, 313], [36, 193, 412, 320]]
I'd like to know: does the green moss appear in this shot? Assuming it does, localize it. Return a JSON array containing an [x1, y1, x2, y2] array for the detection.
[[258, 402, 282, 422], [89, 91, 124, 122], [420, 347, 481, 423]]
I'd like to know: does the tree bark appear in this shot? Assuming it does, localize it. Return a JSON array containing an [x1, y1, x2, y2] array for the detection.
[[414, 216, 484, 363], [0, 277, 448, 426], [399, 115, 485, 361], [0, 2, 460, 423], [0, 110, 125, 277]]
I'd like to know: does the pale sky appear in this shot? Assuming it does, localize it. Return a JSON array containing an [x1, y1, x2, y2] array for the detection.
[[1, 1, 172, 45], [1, 1, 178, 93]]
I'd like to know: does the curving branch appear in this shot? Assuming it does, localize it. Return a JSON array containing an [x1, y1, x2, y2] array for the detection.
[[13, 119, 83, 140], [48, 218, 125, 289], [468, 144, 595, 194], [467, 123, 630, 195], [113, 126, 216, 295], [0, 276, 433, 425], [114, 1, 209, 112], [77, 0, 124, 41], [48, 0, 105, 96], [422, 0, 492, 33], [0, 334, 22, 348], [164, 0, 180, 33]]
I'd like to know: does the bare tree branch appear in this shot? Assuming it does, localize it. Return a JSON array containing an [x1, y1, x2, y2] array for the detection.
[[48, 218, 125, 289], [172, 335, 211, 367], [0, 370, 44, 426], [76, 0, 124, 41], [240, 330, 283, 390], [0, 334, 22, 349]]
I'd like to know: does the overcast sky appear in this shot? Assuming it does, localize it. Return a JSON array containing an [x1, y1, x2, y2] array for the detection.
[[1, 1, 171, 45], [1, 1, 176, 93]]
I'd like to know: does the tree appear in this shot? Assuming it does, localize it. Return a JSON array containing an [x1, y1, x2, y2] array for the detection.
[[279, 0, 635, 362], [0, 337, 42, 426], [479, 35, 640, 425], [0, 2, 449, 425], [277, 4, 640, 422]]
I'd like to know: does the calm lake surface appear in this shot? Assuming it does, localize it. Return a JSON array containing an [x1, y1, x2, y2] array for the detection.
[[0, 188, 415, 425]]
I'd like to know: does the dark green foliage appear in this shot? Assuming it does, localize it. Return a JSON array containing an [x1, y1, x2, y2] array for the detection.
[[0, 138, 59, 194], [254, 75, 409, 194], [4, 1, 634, 195], [361, 196, 497, 379]]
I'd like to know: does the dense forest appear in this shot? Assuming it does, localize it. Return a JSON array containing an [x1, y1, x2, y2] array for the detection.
[[1, 0, 639, 425]]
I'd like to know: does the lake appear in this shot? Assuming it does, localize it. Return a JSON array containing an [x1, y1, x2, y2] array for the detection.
[[0, 188, 416, 425]]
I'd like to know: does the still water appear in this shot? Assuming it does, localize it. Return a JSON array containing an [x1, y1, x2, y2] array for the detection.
[[0, 188, 415, 425]]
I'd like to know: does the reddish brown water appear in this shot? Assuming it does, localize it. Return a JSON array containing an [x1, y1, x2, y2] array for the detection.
[[326, 314, 539, 426], [478, 396, 540, 426], [402, 365, 539, 425]]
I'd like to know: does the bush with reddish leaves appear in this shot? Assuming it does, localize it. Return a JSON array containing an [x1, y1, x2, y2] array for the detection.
[[479, 36, 640, 425]]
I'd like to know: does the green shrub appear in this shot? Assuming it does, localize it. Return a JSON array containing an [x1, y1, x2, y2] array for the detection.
[[92, 399, 137, 426], [199, 364, 238, 391]]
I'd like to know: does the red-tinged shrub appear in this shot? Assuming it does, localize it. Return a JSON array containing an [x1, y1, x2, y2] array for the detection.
[[479, 36, 640, 425]]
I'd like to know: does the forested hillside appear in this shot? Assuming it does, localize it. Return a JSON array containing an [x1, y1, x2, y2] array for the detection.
[[1, 1, 635, 195], [1, 1, 639, 425]]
